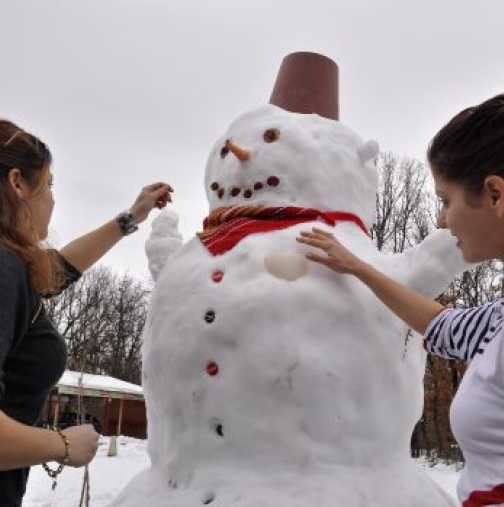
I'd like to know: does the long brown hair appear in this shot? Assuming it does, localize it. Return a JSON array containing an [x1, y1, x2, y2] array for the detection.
[[0, 119, 61, 293]]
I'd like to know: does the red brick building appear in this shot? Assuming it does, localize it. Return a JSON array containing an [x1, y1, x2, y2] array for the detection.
[[43, 370, 147, 439]]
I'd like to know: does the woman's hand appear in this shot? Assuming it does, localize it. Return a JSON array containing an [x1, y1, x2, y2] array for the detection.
[[59, 424, 100, 467], [129, 182, 173, 224], [296, 227, 368, 275], [59, 182, 174, 272]]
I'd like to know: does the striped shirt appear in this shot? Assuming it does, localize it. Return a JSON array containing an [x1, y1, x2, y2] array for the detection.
[[425, 300, 504, 506]]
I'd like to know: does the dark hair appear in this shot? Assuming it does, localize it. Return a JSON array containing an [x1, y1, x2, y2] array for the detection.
[[427, 94, 504, 194], [0, 119, 61, 293]]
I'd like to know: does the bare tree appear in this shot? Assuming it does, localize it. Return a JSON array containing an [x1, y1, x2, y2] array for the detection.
[[372, 152, 457, 462], [101, 273, 148, 384], [45, 266, 149, 384], [371, 152, 434, 252]]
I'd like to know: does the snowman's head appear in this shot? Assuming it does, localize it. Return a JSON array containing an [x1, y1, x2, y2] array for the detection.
[[205, 104, 379, 228]]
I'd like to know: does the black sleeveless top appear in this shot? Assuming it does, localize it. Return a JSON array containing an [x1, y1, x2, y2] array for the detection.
[[0, 247, 81, 506]]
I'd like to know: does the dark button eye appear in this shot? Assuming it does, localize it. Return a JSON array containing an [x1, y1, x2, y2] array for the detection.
[[215, 423, 224, 437], [263, 128, 280, 143], [220, 140, 230, 158], [205, 310, 216, 323], [267, 176, 280, 187]]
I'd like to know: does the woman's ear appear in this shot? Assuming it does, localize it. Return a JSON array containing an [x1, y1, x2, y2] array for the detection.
[[7, 168, 30, 200], [484, 175, 504, 217]]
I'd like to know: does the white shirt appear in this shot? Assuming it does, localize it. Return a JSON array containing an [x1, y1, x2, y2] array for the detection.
[[425, 300, 504, 506]]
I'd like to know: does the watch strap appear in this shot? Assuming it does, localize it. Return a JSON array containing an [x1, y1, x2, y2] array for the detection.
[[116, 211, 139, 236]]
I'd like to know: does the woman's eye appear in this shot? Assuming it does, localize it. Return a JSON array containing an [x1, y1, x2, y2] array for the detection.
[[263, 128, 280, 143]]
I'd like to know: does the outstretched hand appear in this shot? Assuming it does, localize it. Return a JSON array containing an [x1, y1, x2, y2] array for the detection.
[[129, 182, 173, 224], [296, 227, 367, 275]]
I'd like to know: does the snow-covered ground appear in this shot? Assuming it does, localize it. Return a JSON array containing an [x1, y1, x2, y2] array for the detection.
[[23, 436, 462, 506], [24, 437, 149, 507]]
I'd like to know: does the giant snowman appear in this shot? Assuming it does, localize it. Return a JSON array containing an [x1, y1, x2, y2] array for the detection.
[[110, 53, 465, 507]]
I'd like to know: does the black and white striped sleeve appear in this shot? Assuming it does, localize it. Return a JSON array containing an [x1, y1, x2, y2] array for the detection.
[[424, 300, 504, 362]]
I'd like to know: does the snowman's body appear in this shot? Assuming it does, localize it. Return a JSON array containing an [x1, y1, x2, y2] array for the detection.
[[110, 105, 465, 507]]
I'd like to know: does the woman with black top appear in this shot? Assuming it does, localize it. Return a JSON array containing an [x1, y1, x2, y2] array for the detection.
[[0, 119, 172, 506]]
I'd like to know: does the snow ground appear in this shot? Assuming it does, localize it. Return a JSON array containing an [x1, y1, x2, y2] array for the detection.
[[24, 436, 461, 506]]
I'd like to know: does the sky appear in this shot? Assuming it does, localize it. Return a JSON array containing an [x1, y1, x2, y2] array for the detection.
[[1, 0, 503, 282]]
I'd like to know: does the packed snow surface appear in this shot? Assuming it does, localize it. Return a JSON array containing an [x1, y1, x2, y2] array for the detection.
[[23, 437, 461, 507]]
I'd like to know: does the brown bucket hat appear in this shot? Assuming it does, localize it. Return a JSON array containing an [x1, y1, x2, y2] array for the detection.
[[269, 52, 339, 121]]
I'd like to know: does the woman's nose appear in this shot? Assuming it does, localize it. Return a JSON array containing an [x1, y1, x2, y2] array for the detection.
[[437, 211, 447, 229]]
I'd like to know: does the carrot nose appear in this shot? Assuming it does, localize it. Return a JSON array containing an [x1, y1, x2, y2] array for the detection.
[[226, 140, 250, 162]]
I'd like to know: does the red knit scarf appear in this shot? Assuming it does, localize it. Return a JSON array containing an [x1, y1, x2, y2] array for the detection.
[[197, 206, 369, 256], [463, 484, 504, 507]]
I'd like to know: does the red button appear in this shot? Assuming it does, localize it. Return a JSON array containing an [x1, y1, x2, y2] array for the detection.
[[212, 270, 224, 283], [207, 361, 219, 376]]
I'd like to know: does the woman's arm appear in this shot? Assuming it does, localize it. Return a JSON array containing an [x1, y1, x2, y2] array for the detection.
[[296, 228, 444, 335], [0, 410, 65, 470], [59, 219, 123, 273], [0, 410, 98, 470], [354, 261, 445, 335], [60, 182, 172, 272]]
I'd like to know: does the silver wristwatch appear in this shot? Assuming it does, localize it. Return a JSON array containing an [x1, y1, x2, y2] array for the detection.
[[116, 211, 139, 236]]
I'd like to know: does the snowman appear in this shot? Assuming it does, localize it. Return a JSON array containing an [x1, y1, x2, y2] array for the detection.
[[110, 53, 464, 507]]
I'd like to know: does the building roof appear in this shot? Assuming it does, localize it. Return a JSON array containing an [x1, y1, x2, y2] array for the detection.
[[56, 370, 144, 401]]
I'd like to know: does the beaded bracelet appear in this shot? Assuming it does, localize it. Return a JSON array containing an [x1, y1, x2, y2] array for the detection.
[[42, 427, 70, 491]]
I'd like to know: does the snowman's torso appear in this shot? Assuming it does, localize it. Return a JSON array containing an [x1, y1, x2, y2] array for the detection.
[[110, 104, 461, 507], [143, 222, 424, 476]]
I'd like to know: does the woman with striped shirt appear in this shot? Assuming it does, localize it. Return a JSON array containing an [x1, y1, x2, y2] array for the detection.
[[297, 94, 504, 507]]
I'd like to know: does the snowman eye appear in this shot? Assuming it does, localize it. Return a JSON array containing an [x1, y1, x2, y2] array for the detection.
[[220, 140, 230, 159], [263, 129, 280, 143]]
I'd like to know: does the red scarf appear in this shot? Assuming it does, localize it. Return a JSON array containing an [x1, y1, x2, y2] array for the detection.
[[463, 484, 504, 507], [197, 206, 369, 256]]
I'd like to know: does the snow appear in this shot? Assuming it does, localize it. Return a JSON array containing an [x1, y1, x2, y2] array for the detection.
[[23, 437, 461, 507], [57, 371, 143, 398], [24, 437, 149, 507], [145, 209, 183, 281]]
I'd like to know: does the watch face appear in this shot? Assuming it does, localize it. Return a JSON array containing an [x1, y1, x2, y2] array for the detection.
[[117, 212, 137, 235]]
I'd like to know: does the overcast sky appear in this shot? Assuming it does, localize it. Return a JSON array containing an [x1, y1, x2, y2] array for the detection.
[[1, 0, 503, 282]]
